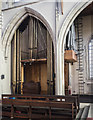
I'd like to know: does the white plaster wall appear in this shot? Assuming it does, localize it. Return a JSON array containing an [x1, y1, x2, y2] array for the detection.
[[71, 62, 79, 94], [56, 0, 80, 39], [0, 1, 11, 98], [0, 49, 11, 98], [2, 1, 56, 39], [0, 45, 11, 98], [83, 15, 92, 94]]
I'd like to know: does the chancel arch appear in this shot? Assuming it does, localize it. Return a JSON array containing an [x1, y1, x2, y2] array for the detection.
[[2, 7, 54, 59], [11, 15, 55, 95], [2, 7, 55, 95], [57, 0, 93, 95]]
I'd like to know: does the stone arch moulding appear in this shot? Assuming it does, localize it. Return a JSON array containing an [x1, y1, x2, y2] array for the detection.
[[2, 7, 54, 59], [56, 0, 93, 95]]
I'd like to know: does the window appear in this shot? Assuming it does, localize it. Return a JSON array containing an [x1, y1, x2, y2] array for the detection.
[[88, 36, 93, 79], [14, 0, 20, 2]]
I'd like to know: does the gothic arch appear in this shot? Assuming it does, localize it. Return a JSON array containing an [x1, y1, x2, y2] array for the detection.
[[2, 7, 54, 58], [56, 0, 93, 95]]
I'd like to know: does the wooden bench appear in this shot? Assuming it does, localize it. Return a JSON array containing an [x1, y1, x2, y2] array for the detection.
[[2, 94, 79, 119], [2, 94, 79, 110]]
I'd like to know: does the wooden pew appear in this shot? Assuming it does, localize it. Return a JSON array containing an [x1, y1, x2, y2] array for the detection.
[[2, 94, 79, 110], [2, 94, 79, 119]]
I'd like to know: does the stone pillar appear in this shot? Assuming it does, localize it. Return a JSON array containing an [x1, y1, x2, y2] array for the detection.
[[55, 0, 65, 95], [55, 1, 59, 95], [0, 0, 2, 100], [91, 15, 93, 94], [0, 0, 1, 41], [56, 43, 65, 95]]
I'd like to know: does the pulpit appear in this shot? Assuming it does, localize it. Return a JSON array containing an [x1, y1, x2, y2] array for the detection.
[[64, 50, 77, 62]]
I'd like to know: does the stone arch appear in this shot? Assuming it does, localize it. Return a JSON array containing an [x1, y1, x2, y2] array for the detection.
[[56, 0, 93, 95], [2, 7, 54, 58]]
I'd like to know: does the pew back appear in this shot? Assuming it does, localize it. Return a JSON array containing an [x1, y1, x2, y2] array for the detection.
[[2, 94, 79, 119]]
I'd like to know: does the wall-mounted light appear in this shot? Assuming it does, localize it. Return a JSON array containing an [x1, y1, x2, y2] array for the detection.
[[1, 75, 5, 80]]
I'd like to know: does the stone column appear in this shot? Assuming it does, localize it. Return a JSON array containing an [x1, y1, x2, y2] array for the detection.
[[56, 43, 65, 95], [0, 0, 1, 42], [0, 0, 2, 100], [55, 0, 65, 95]]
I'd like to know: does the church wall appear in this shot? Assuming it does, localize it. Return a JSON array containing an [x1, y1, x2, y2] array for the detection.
[[1, 0, 93, 95], [83, 15, 92, 94], [2, 1, 56, 40]]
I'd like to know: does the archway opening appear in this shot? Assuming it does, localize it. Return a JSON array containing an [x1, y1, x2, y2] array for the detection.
[[64, 2, 93, 95], [11, 15, 55, 95]]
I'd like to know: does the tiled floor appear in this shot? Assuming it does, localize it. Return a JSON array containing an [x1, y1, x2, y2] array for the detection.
[[80, 103, 93, 118]]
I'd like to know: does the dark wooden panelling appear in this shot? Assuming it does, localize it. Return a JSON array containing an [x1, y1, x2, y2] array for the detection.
[[25, 62, 47, 94], [64, 63, 69, 95]]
